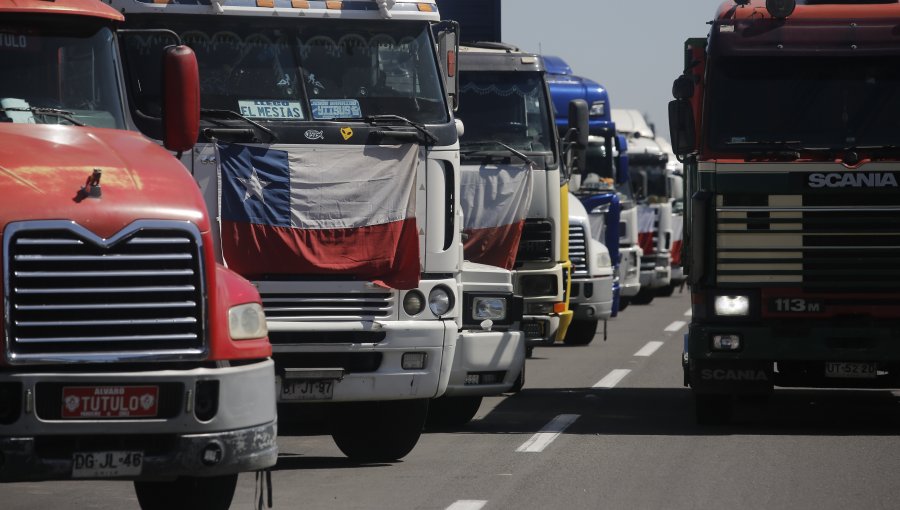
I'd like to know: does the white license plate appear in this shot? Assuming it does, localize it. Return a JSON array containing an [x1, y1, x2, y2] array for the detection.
[[825, 362, 877, 379], [278, 378, 335, 401], [72, 451, 143, 478]]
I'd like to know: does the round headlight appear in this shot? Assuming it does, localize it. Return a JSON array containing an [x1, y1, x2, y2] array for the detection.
[[428, 286, 453, 316], [403, 290, 425, 316]]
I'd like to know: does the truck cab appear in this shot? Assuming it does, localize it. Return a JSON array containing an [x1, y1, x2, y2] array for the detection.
[[0, 0, 276, 507], [112, 0, 463, 461], [456, 43, 569, 354]]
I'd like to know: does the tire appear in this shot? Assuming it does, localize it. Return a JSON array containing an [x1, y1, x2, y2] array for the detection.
[[563, 319, 598, 346], [655, 284, 676, 297], [426, 396, 483, 428], [134, 474, 238, 510], [525, 346, 534, 359], [618, 297, 630, 312], [631, 288, 656, 305], [331, 399, 428, 462], [694, 394, 732, 426], [510, 363, 525, 393]]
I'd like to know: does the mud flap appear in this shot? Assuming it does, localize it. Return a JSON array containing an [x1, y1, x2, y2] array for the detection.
[[689, 359, 774, 395]]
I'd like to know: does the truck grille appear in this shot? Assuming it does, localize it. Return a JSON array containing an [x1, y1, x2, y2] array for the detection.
[[261, 292, 394, 320], [716, 194, 900, 289], [516, 219, 553, 263], [569, 225, 589, 277], [4, 221, 205, 364]]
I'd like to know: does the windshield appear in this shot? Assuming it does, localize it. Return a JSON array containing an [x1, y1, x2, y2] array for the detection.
[[632, 164, 667, 201], [458, 71, 555, 158], [585, 138, 615, 182], [121, 15, 447, 135], [0, 23, 125, 129], [707, 55, 900, 151]]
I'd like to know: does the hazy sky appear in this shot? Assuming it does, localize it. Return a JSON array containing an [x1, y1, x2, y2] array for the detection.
[[502, 0, 726, 141]]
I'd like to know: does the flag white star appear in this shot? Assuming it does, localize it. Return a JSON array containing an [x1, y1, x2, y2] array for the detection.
[[236, 168, 271, 204]]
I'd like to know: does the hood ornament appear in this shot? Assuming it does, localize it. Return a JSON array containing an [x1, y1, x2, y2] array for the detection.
[[74, 168, 102, 202]]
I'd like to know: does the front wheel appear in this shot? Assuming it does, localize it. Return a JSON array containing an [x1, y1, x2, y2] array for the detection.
[[331, 399, 428, 462], [618, 297, 630, 312], [134, 474, 238, 510], [426, 396, 483, 428], [631, 288, 656, 305], [563, 319, 598, 346], [655, 284, 676, 297]]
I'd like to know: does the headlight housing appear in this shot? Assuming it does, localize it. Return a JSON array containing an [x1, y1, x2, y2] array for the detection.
[[403, 290, 425, 316], [596, 251, 612, 268], [472, 296, 507, 321], [228, 303, 267, 340], [520, 275, 558, 297], [428, 286, 454, 316], [714, 295, 750, 317]]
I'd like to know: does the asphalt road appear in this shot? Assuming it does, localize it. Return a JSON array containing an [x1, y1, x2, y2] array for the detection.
[[5, 289, 900, 510]]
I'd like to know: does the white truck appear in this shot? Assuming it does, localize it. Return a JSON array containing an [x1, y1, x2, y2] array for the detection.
[[655, 136, 686, 295], [113, 0, 464, 461], [565, 192, 615, 345], [612, 108, 673, 304]]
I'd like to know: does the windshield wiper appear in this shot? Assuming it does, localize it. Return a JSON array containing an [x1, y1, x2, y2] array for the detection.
[[331, 114, 437, 146], [461, 140, 535, 166], [200, 109, 278, 143], [0, 107, 85, 126]]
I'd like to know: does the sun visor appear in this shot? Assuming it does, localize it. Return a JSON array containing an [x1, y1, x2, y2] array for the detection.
[[711, 18, 900, 56]]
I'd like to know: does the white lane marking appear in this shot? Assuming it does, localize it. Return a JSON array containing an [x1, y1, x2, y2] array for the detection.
[[446, 501, 488, 510], [684, 308, 692, 317], [634, 341, 664, 357], [665, 320, 687, 332], [515, 414, 580, 453], [592, 369, 631, 389]]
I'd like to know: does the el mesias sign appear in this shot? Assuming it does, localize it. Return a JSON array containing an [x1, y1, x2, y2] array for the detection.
[[808, 172, 899, 189]]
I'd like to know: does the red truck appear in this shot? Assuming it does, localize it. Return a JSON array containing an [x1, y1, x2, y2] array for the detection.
[[0, 0, 277, 507]]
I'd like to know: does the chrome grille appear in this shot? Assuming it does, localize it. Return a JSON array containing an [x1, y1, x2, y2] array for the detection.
[[4, 221, 205, 364], [716, 194, 900, 289], [569, 225, 588, 277], [261, 292, 394, 320], [516, 220, 553, 263]]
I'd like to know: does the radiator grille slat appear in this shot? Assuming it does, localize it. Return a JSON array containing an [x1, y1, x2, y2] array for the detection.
[[568, 225, 588, 277], [5, 223, 206, 363], [261, 292, 395, 321]]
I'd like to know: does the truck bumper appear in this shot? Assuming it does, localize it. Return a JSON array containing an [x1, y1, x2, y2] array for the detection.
[[523, 314, 562, 346], [639, 254, 671, 289], [0, 360, 277, 482], [671, 266, 685, 284], [570, 275, 614, 321], [272, 320, 455, 402], [619, 247, 642, 297], [688, 321, 900, 392], [442, 330, 525, 397]]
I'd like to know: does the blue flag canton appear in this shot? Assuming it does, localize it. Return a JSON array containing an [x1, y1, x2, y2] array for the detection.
[[219, 143, 292, 228]]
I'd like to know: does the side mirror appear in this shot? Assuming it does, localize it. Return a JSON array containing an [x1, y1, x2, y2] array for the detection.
[[672, 74, 695, 100], [436, 21, 460, 112], [567, 99, 589, 149], [668, 99, 696, 156], [162, 45, 200, 153]]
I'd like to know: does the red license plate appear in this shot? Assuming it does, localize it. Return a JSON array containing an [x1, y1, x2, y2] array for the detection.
[[62, 386, 159, 419]]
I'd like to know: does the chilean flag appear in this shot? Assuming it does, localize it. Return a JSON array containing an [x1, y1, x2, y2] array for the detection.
[[638, 204, 657, 256], [671, 215, 684, 267], [460, 163, 533, 270], [217, 143, 421, 289]]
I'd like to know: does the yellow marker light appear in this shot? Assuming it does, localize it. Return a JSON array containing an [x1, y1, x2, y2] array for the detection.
[[291, 0, 309, 6], [325, 0, 342, 9], [256, 0, 274, 7], [416, 3, 435, 11]]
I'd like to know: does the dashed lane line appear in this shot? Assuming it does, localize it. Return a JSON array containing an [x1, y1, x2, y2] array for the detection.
[[634, 341, 664, 357], [684, 307, 692, 317], [515, 414, 580, 453], [446, 501, 488, 510], [592, 369, 631, 389], [665, 320, 687, 332]]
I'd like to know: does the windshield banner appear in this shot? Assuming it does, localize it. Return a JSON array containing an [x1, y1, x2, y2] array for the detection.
[[671, 215, 683, 266], [216, 142, 420, 289], [460, 163, 534, 270], [638, 205, 657, 256]]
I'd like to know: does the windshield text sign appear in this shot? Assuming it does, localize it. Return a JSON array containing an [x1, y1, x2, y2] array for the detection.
[[238, 100, 304, 120], [310, 99, 362, 120]]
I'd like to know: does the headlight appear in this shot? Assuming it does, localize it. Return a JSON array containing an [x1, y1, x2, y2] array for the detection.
[[521, 275, 557, 297], [589, 100, 606, 117], [403, 290, 425, 316], [228, 303, 267, 340], [596, 251, 612, 268], [472, 296, 507, 321], [428, 286, 453, 316], [714, 295, 750, 317]]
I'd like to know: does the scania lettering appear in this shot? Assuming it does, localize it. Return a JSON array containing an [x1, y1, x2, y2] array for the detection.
[[0, 0, 277, 507], [113, 0, 462, 461], [670, 0, 900, 424]]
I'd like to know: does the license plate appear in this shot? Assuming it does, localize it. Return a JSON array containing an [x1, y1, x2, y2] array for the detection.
[[72, 451, 143, 478], [62, 386, 159, 419], [825, 362, 877, 379], [278, 378, 334, 401]]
